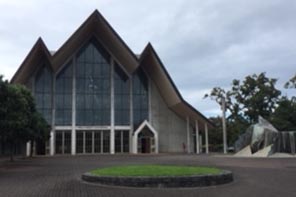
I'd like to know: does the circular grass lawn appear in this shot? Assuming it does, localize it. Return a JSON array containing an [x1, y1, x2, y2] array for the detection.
[[90, 165, 222, 177], [83, 165, 233, 187]]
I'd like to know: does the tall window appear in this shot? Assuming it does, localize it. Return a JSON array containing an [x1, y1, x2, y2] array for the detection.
[[132, 68, 149, 127], [35, 65, 53, 124], [55, 62, 73, 125], [115, 130, 129, 153], [55, 130, 71, 154], [75, 40, 111, 125], [114, 64, 130, 125]]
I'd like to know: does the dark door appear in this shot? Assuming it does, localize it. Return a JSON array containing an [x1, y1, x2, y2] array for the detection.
[[141, 138, 151, 153]]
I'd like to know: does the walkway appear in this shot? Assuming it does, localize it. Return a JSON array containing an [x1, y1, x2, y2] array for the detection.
[[0, 154, 295, 197]]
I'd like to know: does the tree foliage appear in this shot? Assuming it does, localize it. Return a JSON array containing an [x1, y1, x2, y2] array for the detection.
[[0, 75, 50, 160], [231, 73, 281, 123], [208, 116, 223, 151], [284, 74, 296, 89], [270, 97, 296, 131], [205, 73, 281, 124], [205, 72, 288, 147], [208, 116, 246, 149]]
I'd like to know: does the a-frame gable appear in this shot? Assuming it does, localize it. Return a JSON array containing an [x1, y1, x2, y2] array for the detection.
[[51, 10, 139, 74], [11, 10, 139, 84], [138, 43, 182, 107], [138, 43, 214, 128], [11, 37, 52, 84]]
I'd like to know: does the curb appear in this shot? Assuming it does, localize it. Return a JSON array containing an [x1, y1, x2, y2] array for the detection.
[[81, 171, 233, 188]]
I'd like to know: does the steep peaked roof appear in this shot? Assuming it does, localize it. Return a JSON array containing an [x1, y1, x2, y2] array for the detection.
[[11, 37, 52, 83], [138, 43, 214, 128], [11, 10, 213, 128], [51, 10, 138, 73], [12, 10, 139, 84], [138, 43, 182, 106]]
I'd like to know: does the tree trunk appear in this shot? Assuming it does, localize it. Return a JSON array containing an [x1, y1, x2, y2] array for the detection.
[[10, 142, 14, 162]]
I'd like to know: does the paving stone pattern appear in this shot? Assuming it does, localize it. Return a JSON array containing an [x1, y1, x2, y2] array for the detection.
[[0, 154, 296, 197]]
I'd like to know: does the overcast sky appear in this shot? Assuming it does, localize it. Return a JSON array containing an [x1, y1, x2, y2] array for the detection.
[[0, 0, 295, 117]]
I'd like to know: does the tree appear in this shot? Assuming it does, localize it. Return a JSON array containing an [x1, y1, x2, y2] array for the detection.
[[205, 73, 282, 148], [206, 73, 281, 123], [0, 81, 29, 160], [28, 112, 51, 156], [208, 116, 223, 151], [270, 97, 296, 131], [284, 74, 296, 89], [0, 76, 50, 161], [231, 73, 281, 123]]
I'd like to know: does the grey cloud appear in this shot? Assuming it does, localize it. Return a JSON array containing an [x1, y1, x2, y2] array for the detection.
[[0, 0, 295, 117]]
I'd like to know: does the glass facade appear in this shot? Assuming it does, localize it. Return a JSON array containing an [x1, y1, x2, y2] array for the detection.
[[32, 39, 151, 155], [114, 64, 130, 125], [115, 130, 130, 153], [75, 40, 111, 126], [35, 65, 53, 124], [76, 131, 84, 154], [55, 132, 63, 154], [85, 132, 93, 153], [132, 68, 149, 127], [103, 131, 110, 153], [55, 130, 71, 154], [55, 62, 73, 125], [94, 131, 102, 153], [76, 130, 110, 154]]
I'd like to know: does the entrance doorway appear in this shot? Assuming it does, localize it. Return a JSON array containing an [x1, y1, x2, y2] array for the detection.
[[141, 137, 151, 153], [133, 120, 158, 154], [137, 127, 155, 153]]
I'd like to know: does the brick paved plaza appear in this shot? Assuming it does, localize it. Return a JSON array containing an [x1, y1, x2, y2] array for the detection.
[[0, 154, 295, 197]]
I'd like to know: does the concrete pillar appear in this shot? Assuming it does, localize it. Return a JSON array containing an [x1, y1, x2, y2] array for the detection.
[[132, 134, 137, 154], [120, 131, 123, 153], [129, 76, 134, 153], [49, 130, 54, 156], [195, 120, 200, 154], [51, 73, 56, 156], [71, 129, 76, 155], [26, 141, 31, 157], [71, 57, 76, 155], [155, 132, 159, 154], [205, 123, 209, 154], [186, 116, 190, 153], [110, 58, 115, 154]]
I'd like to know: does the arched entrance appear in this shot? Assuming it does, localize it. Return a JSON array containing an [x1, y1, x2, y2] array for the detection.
[[133, 120, 158, 154]]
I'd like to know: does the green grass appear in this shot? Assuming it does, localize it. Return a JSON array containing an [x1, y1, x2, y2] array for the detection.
[[90, 165, 222, 177]]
